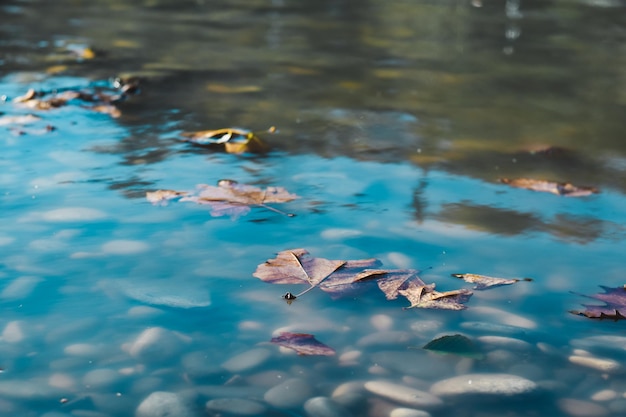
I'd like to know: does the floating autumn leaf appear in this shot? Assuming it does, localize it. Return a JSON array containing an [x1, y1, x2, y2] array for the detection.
[[180, 127, 274, 154], [12, 79, 139, 117], [499, 178, 598, 197], [423, 334, 483, 359], [570, 285, 626, 320], [451, 273, 533, 290], [253, 249, 472, 310], [270, 332, 335, 356], [147, 180, 298, 218], [398, 279, 472, 310]]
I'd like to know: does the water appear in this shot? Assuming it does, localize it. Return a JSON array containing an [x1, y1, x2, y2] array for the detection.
[[1, 1, 626, 416]]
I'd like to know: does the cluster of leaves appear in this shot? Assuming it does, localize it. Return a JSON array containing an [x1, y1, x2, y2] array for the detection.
[[253, 249, 528, 310], [180, 126, 275, 154], [146, 179, 298, 219], [571, 286, 626, 320], [12, 77, 139, 118], [499, 178, 599, 197]]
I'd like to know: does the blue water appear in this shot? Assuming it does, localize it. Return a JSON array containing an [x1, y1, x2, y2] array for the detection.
[[2, 1, 626, 416]]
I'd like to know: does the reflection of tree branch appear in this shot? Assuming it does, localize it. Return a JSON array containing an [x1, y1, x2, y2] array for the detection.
[[412, 176, 429, 224]]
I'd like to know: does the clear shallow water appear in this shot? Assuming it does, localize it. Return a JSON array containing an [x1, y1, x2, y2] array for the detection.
[[1, 1, 626, 417]]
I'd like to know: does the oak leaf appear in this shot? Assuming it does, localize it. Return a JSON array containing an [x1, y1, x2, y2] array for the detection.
[[499, 178, 598, 197], [147, 180, 298, 218], [270, 332, 335, 356], [451, 273, 533, 290], [254, 249, 473, 310], [570, 285, 626, 320]]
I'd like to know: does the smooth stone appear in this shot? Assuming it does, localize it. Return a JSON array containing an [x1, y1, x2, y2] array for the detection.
[[371, 314, 394, 331], [83, 368, 120, 389], [135, 391, 194, 417], [569, 355, 622, 373], [1, 276, 42, 300], [331, 381, 367, 410], [390, 408, 432, 417], [48, 373, 75, 389], [409, 320, 442, 334], [101, 240, 149, 255], [128, 327, 185, 362], [128, 306, 164, 318], [196, 385, 265, 399], [339, 350, 362, 364], [484, 349, 520, 368], [465, 307, 537, 329], [264, 377, 313, 408], [460, 321, 529, 336], [102, 279, 211, 309], [42, 207, 107, 222], [430, 373, 537, 397], [608, 399, 626, 413], [364, 381, 443, 409], [1, 321, 25, 343], [477, 336, 532, 351], [592, 389, 618, 401], [206, 398, 267, 415], [558, 398, 609, 417], [64, 343, 102, 357], [245, 370, 289, 388], [222, 348, 271, 373], [571, 335, 626, 352], [0, 380, 62, 399], [304, 396, 352, 417]]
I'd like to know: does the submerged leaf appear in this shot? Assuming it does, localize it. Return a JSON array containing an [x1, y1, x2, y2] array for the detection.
[[499, 178, 598, 197], [451, 273, 533, 290], [270, 332, 335, 356], [571, 286, 626, 320], [423, 334, 483, 359]]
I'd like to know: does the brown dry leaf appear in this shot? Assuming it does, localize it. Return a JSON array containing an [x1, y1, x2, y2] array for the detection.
[[398, 279, 472, 310], [253, 249, 471, 310], [180, 127, 274, 154], [570, 286, 626, 320], [147, 180, 298, 218], [451, 273, 533, 290], [499, 178, 598, 197], [146, 190, 189, 205], [270, 332, 336, 356]]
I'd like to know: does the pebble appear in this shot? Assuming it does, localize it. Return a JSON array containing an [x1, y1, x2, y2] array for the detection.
[[48, 373, 76, 390], [409, 320, 442, 334], [460, 321, 528, 336], [465, 306, 537, 329], [1, 276, 42, 300], [331, 381, 367, 411], [357, 331, 414, 348], [0, 380, 62, 399], [1, 320, 25, 343], [127, 327, 185, 362], [64, 343, 102, 357], [558, 398, 609, 417], [83, 368, 121, 390], [264, 377, 313, 408], [477, 335, 532, 351], [571, 335, 626, 352], [304, 396, 352, 417], [430, 373, 537, 397], [569, 355, 622, 373], [507, 363, 545, 381], [195, 385, 265, 399], [205, 398, 267, 415], [339, 350, 362, 364], [371, 314, 394, 331], [389, 408, 432, 417], [221, 348, 271, 373], [364, 380, 443, 409], [101, 239, 149, 255], [41, 207, 107, 222], [592, 389, 618, 401], [135, 391, 195, 417]]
